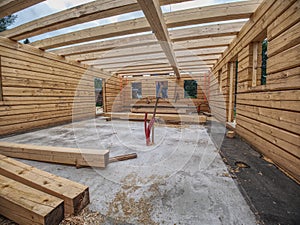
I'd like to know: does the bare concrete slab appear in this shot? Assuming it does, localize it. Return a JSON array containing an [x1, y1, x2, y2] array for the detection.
[[0, 118, 257, 225]]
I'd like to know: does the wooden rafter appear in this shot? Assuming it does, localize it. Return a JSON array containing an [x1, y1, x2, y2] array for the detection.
[[30, 1, 260, 50], [52, 35, 235, 57], [0, 0, 192, 40], [64, 21, 242, 62], [67, 45, 226, 62], [137, 0, 180, 78], [86, 53, 221, 66], [0, 0, 45, 18]]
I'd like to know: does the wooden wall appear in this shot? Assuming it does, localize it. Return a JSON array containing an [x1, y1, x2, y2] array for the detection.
[[103, 74, 122, 112], [210, 0, 300, 182], [0, 37, 109, 136], [120, 74, 209, 111]]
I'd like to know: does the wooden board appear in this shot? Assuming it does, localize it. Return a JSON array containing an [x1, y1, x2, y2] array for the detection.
[[0, 174, 64, 225], [0, 142, 109, 168], [0, 154, 89, 216], [104, 112, 206, 124]]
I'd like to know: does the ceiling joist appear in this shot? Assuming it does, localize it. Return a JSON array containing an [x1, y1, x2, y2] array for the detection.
[[29, 1, 260, 50], [0, 0, 191, 40], [137, 0, 180, 78], [0, 0, 45, 18], [52, 35, 235, 57]]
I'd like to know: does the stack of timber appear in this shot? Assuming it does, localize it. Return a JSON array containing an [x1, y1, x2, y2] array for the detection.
[[0, 37, 110, 136], [0, 142, 110, 168], [0, 154, 90, 225], [104, 112, 207, 124], [210, 0, 300, 183]]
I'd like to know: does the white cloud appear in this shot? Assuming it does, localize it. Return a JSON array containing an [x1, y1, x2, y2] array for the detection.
[[45, 0, 94, 11]]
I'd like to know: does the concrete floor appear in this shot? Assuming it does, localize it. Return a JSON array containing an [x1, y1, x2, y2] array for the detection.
[[1, 118, 258, 225]]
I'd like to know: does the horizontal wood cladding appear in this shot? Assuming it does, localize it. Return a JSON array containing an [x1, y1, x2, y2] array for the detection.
[[210, 0, 300, 182], [0, 37, 108, 136], [120, 75, 210, 112]]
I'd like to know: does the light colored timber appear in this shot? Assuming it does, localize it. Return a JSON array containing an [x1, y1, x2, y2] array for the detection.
[[104, 112, 207, 124], [0, 174, 64, 225], [67, 45, 226, 62], [0, 142, 109, 168], [1, 0, 191, 40], [0, 0, 45, 18], [137, 0, 180, 78], [85, 53, 221, 66], [30, 1, 258, 49], [0, 154, 89, 216], [52, 35, 234, 57]]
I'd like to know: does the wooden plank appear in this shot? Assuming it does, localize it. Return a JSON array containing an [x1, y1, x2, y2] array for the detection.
[[131, 107, 187, 114], [52, 35, 234, 57], [0, 0, 45, 18], [213, 0, 296, 72], [0, 155, 89, 216], [252, 42, 258, 87], [267, 0, 300, 41], [104, 112, 206, 123], [0, 142, 109, 168], [268, 21, 300, 57], [236, 124, 300, 183], [0, 174, 64, 225], [228, 62, 234, 122], [237, 114, 300, 157], [236, 104, 300, 135], [0, 56, 2, 101], [30, 1, 256, 50], [1, 0, 191, 40], [137, 0, 180, 77]]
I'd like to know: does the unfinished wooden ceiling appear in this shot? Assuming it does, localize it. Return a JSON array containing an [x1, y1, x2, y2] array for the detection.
[[0, 0, 262, 77]]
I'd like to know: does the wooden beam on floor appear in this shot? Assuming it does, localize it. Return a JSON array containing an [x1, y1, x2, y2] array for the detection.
[[137, 0, 180, 78], [1, 0, 191, 40], [0, 0, 45, 18], [0, 174, 64, 225], [0, 142, 109, 168], [104, 112, 207, 124], [0, 154, 89, 216], [30, 1, 259, 50]]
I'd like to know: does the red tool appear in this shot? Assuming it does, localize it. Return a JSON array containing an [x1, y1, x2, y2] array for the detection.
[[144, 97, 159, 145]]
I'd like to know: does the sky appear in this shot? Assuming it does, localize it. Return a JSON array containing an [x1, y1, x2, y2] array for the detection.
[[7, 0, 245, 45]]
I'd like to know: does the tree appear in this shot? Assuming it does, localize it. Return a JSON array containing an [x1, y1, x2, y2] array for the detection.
[[0, 15, 17, 32], [23, 38, 30, 44], [184, 80, 197, 98]]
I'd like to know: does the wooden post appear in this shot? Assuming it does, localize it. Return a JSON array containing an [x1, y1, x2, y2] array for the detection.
[[102, 79, 107, 113], [252, 42, 258, 87], [228, 62, 234, 122], [0, 55, 2, 101]]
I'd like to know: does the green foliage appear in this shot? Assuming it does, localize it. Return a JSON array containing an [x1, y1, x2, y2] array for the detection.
[[23, 38, 30, 44], [94, 78, 102, 90], [0, 15, 17, 32], [261, 39, 268, 85], [184, 80, 197, 98]]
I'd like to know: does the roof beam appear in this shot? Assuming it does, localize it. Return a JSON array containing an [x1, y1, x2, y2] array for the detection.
[[67, 45, 226, 62], [30, 1, 260, 50], [52, 34, 234, 58], [137, 0, 180, 78], [0, 0, 45, 18], [1, 0, 191, 40], [64, 22, 241, 61], [86, 53, 221, 66]]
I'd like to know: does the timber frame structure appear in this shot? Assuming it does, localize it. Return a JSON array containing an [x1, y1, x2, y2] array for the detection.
[[0, 0, 299, 185]]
